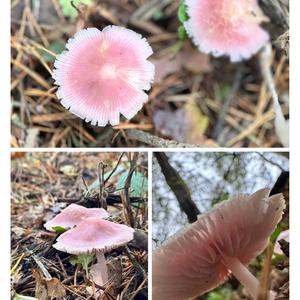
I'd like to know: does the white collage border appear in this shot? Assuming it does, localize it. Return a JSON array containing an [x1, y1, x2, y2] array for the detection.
[[1, 0, 299, 299]]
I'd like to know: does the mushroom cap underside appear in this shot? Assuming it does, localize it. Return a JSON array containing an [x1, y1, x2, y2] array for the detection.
[[153, 188, 285, 299]]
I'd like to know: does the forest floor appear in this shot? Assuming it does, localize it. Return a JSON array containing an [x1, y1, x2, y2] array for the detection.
[[11, 0, 289, 148], [11, 152, 148, 300]]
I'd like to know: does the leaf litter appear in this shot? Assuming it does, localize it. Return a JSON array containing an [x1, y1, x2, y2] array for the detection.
[[11, 152, 148, 300]]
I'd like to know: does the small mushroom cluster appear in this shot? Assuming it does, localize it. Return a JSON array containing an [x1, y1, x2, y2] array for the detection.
[[44, 204, 134, 286], [153, 188, 285, 300]]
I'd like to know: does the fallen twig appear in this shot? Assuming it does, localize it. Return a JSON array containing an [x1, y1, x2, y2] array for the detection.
[[125, 129, 204, 148]]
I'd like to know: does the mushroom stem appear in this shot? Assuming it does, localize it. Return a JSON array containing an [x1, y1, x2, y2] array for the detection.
[[90, 251, 108, 287], [222, 255, 274, 300]]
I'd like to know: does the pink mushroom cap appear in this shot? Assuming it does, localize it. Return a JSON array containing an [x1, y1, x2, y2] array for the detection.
[[184, 0, 270, 62], [53, 217, 134, 254], [44, 204, 109, 231], [153, 188, 285, 300], [52, 26, 155, 126]]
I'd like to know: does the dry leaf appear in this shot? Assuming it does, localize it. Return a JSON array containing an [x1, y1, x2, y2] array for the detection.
[[32, 269, 47, 300], [133, 229, 148, 252], [11, 152, 26, 160], [153, 100, 209, 144], [184, 100, 209, 143], [32, 268, 66, 299], [107, 257, 122, 286], [47, 278, 66, 298], [153, 109, 186, 141], [151, 43, 211, 82]]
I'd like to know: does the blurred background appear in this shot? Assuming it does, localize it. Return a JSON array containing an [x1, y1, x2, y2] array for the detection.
[[153, 151, 288, 246]]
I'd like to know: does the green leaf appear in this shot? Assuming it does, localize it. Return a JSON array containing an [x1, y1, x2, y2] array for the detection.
[[52, 226, 69, 233], [116, 171, 148, 197], [178, 25, 188, 41], [211, 192, 230, 205], [270, 223, 288, 243], [70, 253, 94, 274], [13, 294, 38, 300], [272, 253, 285, 265], [207, 292, 223, 300], [59, 0, 94, 18], [12, 114, 27, 130], [207, 288, 232, 300], [178, 0, 188, 23], [153, 9, 164, 21], [271, 226, 282, 243]]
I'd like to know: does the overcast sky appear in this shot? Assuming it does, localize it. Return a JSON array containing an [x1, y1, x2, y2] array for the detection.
[[152, 152, 289, 248]]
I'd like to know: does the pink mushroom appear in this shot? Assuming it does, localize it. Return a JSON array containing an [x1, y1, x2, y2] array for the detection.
[[153, 188, 285, 300], [184, 0, 270, 62], [52, 26, 155, 126], [53, 217, 134, 286], [44, 203, 109, 231]]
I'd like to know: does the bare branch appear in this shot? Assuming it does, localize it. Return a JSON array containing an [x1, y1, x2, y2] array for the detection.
[[123, 153, 139, 227], [154, 152, 200, 223]]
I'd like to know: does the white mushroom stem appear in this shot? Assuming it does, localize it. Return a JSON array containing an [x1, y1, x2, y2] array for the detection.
[[260, 43, 289, 147], [222, 255, 275, 300], [90, 251, 108, 287]]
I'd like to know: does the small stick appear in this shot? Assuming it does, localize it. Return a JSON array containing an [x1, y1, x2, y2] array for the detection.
[[211, 66, 243, 142], [104, 152, 125, 185], [71, 1, 83, 16], [123, 153, 138, 227], [32, 255, 52, 279], [125, 129, 203, 148], [257, 243, 274, 300], [81, 176, 90, 196], [98, 162, 107, 209], [124, 246, 147, 281]]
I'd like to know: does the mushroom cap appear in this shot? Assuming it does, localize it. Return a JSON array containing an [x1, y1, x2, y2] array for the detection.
[[153, 188, 285, 300], [44, 204, 109, 231], [52, 26, 155, 126], [53, 217, 134, 254], [184, 0, 269, 62]]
